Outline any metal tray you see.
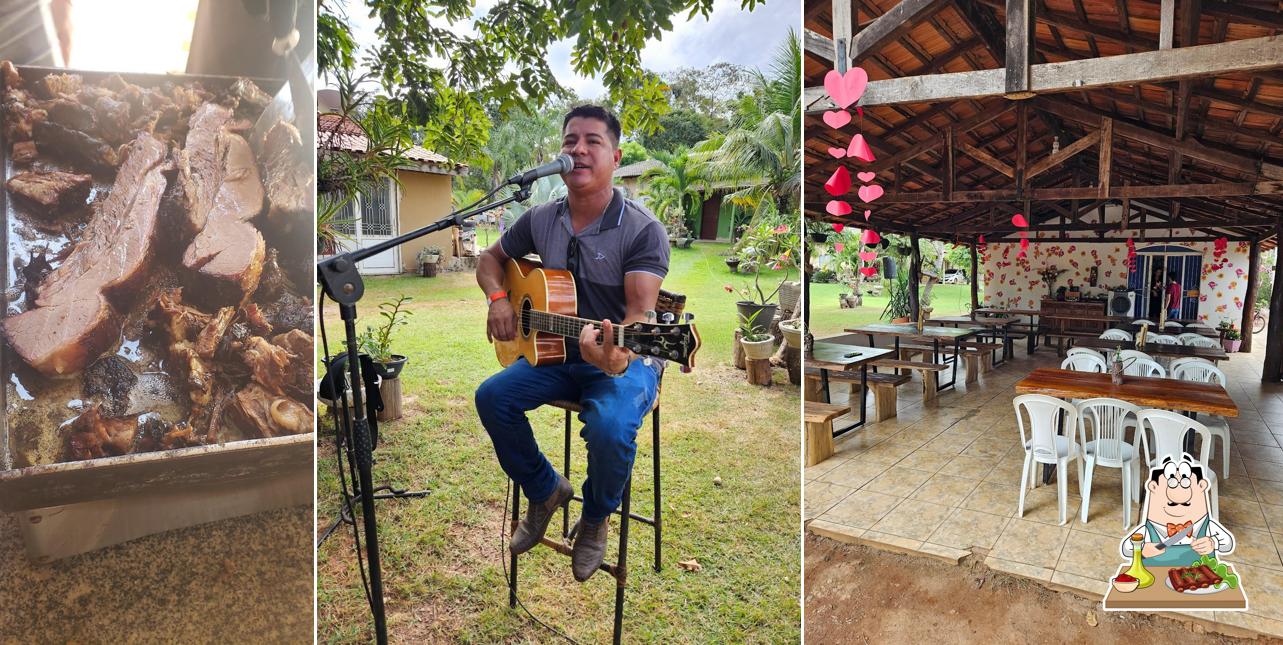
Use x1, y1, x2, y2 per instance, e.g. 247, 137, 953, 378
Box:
0, 65, 311, 514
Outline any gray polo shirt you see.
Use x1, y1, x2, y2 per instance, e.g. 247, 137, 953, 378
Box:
500, 187, 669, 329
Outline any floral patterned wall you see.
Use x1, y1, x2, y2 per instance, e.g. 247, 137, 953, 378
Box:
980, 239, 1251, 326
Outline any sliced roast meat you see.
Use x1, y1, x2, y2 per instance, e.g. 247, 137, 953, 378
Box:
178, 103, 232, 231
46, 98, 96, 132
33, 120, 119, 170
227, 382, 312, 438
36, 133, 167, 307
5, 170, 92, 211
3, 294, 120, 376
260, 119, 311, 228
11, 140, 37, 163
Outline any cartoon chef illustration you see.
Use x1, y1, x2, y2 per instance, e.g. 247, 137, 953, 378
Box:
1120, 454, 1235, 565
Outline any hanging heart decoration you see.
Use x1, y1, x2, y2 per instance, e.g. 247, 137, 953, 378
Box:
862, 229, 881, 245
863, 210, 872, 221
827, 146, 847, 159
822, 110, 851, 129
832, 222, 844, 233
1020, 237, 1029, 251
823, 67, 869, 109
824, 166, 851, 196
848, 134, 876, 163
834, 242, 845, 253
826, 200, 852, 216
860, 266, 878, 277
856, 171, 876, 183
1011, 213, 1028, 228
859, 251, 877, 263
857, 184, 884, 203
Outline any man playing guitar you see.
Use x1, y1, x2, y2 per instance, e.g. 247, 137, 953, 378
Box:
474, 105, 669, 581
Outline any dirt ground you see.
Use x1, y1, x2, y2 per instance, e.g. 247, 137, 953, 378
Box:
805, 534, 1283, 644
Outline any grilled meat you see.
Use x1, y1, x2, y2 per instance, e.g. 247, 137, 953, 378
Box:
5, 170, 92, 211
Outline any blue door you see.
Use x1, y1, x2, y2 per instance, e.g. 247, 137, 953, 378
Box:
1179, 255, 1202, 320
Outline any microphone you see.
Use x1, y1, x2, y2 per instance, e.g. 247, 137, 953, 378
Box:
506, 153, 573, 186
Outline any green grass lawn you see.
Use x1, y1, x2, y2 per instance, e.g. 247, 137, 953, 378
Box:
317, 241, 800, 643
808, 281, 974, 338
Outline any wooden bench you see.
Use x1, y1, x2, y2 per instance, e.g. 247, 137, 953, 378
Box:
942, 342, 1001, 384
805, 402, 850, 466
871, 359, 949, 402
804, 367, 909, 421
1043, 330, 1098, 356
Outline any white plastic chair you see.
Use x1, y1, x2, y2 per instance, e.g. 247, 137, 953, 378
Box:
1171, 360, 1231, 480
1123, 357, 1165, 378
1118, 349, 1152, 363
1136, 409, 1219, 519
1067, 347, 1105, 362
1182, 335, 1219, 349
1077, 398, 1143, 527
1177, 332, 1205, 344
1100, 329, 1133, 341
1163, 321, 1184, 330
1132, 319, 1154, 327
1062, 353, 1106, 373
1014, 394, 1085, 525
1148, 334, 1180, 345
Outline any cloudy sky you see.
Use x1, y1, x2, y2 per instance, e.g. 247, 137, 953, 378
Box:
336, 0, 797, 97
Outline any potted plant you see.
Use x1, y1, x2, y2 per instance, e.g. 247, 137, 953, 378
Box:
417, 246, 443, 277
729, 219, 799, 336
1222, 325, 1242, 353
738, 310, 775, 360
725, 256, 742, 273
358, 295, 414, 378
881, 269, 912, 323
779, 318, 803, 348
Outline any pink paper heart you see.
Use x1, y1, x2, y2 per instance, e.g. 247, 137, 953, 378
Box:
1011, 213, 1028, 227
832, 223, 844, 233
825, 200, 852, 216
860, 266, 878, 277
848, 134, 875, 162
863, 210, 872, 221
1020, 237, 1029, 250
827, 146, 847, 158
856, 171, 876, 183
857, 184, 884, 203
824, 68, 869, 109
822, 109, 851, 129
859, 251, 877, 262
824, 167, 851, 196
834, 243, 845, 253
861, 229, 881, 245
978, 235, 985, 244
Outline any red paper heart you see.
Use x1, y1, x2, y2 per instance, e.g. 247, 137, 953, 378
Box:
978, 235, 985, 244
826, 200, 852, 216
822, 110, 851, 129
862, 229, 881, 245
859, 251, 877, 262
824, 167, 851, 196
848, 134, 875, 162
824, 67, 869, 109
863, 210, 872, 221
832, 223, 844, 233
1011, 213, 1028, 227
856, 171, 876, 183
827, 146, 847, 158
1020, 237, 1029, 250
834, 243, 845, 253
860, 266, 878, 277
857, 184, 884, 203
1017, 250, 1027, 259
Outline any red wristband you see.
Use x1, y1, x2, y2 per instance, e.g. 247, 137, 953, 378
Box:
488, 290, 508, 304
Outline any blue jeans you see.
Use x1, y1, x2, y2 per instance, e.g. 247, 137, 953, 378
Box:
1168, 307, 1181, 320
475, 357, 661, 522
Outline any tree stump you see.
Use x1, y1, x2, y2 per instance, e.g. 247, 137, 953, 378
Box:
746, 358, 772, 386
782, 344, 801, 385
733, 330, 746, 369
378, 377, 403, 421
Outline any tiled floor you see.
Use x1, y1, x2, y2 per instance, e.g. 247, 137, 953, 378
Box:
805, 337, 1283, 638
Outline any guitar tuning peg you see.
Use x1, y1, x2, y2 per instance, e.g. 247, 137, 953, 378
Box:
645, 310, 657, 321
683, 313, 695, 322
660, 312, 676, 323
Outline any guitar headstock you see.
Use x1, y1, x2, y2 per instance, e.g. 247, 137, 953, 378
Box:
621, 319, 701, 369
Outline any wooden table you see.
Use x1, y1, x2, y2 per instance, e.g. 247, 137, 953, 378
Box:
1014, 368, 1239, 417
809, 340, 894, 436
1122, 320, 1219, 337
1102, 564, 1247, 610
929, 315, 1017, 364
1074, 337, 1230, 362
846, 323, 978, 392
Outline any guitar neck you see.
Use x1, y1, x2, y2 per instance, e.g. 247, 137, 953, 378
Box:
522, 309, 625, 345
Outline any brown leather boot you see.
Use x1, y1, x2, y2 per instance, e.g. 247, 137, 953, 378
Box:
570, 515, 609, 582
510, 475, 573, 555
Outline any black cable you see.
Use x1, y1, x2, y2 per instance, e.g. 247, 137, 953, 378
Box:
499, 479, 581, 645
318, 290, 374, 612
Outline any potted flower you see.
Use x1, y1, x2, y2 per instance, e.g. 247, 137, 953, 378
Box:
358, 295, 414, 378
1222, 325, 1242, 353
417, 246, 443, 277
1039, 266, 1068, 300
738, 310, 775, 360
729, 219, 799, 336
881, 269, 912, 323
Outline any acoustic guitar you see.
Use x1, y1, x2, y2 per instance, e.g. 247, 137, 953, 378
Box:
494, 258, 701, 369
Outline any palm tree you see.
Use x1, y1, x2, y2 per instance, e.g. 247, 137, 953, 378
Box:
640, 148, 705, 234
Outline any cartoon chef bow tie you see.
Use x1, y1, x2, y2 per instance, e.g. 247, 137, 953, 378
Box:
1167, 521, 1193, 537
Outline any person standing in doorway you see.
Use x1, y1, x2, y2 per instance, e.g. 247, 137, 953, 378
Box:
1149, 266, 1164, 320
1166, 271, 1182, 320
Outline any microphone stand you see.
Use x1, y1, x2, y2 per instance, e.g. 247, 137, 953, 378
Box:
317, 182, 533, 644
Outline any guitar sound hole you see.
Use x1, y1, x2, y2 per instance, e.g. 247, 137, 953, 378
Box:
520, 298, 533, 337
